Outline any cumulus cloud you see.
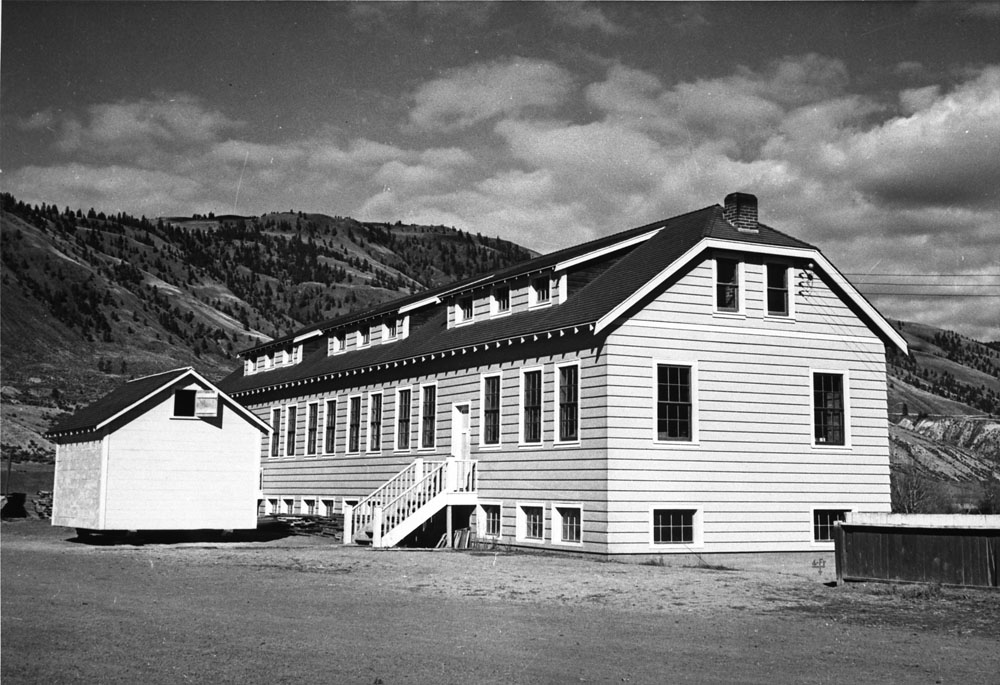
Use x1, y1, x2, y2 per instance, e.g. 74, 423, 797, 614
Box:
408, 57, 574, 132
547, 3, 626, 35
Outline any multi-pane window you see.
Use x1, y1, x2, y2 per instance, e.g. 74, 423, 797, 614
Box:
532, 277, 551, 305
767, 264, 789, 316
324, 399, 337, 453
386, 319, 398, 339
303, 498, 317, 516
482, 375, 501, 445
459, 297, 474, 322
306, 403, 319, 455
348, 396, 361, 453
813, 509, 847, 541
330, 333, 345, 354
522, 369, 542, 444
482, 504, 501, 537
322, 499, 336, 517
421, 385, 437, 448
558, 507, 581, 543
716, 258, 740, 312
270, 408, 282, 457
656, 364, 692, 441
493, 286, 510, 314
813, 373, 845, 445
396, 388, 411, 450
653, 509, 694, 544
360, 327, 370, 346
558, 365, 579, 442
286, 406, 298, 456
524, 506, 544, 540
368, 393, 383, 452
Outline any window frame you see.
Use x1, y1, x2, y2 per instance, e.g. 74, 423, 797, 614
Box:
529, 275, 552, 308
172, 388, 197, 417
518, 366, 544, 447
269, 407, 282, 458
456, 296, 475, 325
652, 360, 699, 445
395, 386, 412, 452
812, 508, 849, 543
713, 256, 744, 315
358, 327, 371, 348
811, 369, 851, 448
368, 391, 383, 453
285, 404, 298, 457
323, 398, 337, 455
555, 361, 581, 445
347, 394, 362, 454
383, 318, 398, 341
491, 285, 511, 317
479, 373, 503, 448
765, 263, 794, 318
552, 504, 583, 546
516, 502, 546, 542
649, 506, 703, 548
477, 501, 503, 540
329, 332, 346, 355
305, 401, 319, 456
419, 383, 438, 450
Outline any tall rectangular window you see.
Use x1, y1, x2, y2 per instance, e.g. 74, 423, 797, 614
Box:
360, 327, 370, 347
482, 375, 501, 446
524, 506, 544, 540
652, 509, 694, 544
396, 388, 411, 450
716, 258, 740, 312
348, 396, 361, 453
767, 263, 789, 316
421, 385, 437, 449
306, 403, 319, 455
557, 507, 581, 543
558, 364, 579, 442
385, 319, 398, 339
532, 277, 551, 305
270, 408, 282, 457
324, 399, 337, 453
458, 297, 474, 322
286, 405, 298, 456
368, 393, 383, 452
813, 373, 845, 445
521, 369, 542, 444
657, 364, 692, 441
482, 504, 501, 538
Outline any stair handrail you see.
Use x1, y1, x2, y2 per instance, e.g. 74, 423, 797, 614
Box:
351, 459, 445, 542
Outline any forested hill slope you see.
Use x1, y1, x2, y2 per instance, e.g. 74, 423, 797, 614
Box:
0, 193, 533, 456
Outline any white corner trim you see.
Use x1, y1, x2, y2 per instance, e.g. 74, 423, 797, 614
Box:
400, 296, 440, 314
292, 329, 322, 344
556, 228, 661, 272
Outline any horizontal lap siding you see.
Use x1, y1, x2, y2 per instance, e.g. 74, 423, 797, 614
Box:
245, 344, 612, 552
603, 255, 892, 554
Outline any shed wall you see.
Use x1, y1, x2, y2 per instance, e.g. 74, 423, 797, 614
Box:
51, 438, 104, 529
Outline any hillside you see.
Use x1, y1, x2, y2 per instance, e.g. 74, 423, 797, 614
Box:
0, 193, 533, 457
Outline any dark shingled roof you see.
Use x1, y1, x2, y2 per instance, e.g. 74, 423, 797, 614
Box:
218, 204, 817, 396
46, 368, 194, 437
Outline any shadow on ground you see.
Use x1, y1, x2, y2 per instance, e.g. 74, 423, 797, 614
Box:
67, 517, 295, 546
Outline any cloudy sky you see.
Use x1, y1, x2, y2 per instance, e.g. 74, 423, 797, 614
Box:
3, 2, 998, 341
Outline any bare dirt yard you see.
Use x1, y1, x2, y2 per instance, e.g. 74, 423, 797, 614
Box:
3, 520, 998, 684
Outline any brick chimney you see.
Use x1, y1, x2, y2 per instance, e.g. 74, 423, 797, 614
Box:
723, 192, 758, 233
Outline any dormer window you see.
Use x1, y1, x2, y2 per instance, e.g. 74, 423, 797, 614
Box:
458, 296, 474, 323
492, 286, 510, 316
530, 276, 551, 308
387, 319, 398, 339
360, 327, 371, 347
329, 333, 346, 355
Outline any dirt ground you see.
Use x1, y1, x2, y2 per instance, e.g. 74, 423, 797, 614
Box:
3, 520, 998, 684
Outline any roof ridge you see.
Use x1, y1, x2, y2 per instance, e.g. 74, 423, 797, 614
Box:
127, 366, 193, 383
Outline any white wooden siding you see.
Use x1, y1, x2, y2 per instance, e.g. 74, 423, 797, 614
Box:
52, 439, 105, 529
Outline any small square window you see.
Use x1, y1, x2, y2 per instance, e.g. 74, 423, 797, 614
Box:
813, 509, 847, 542
173, 389, 197, 417
652, 509, 695, 544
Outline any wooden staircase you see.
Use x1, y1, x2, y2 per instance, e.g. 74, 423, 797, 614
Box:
346, 457, 477, 548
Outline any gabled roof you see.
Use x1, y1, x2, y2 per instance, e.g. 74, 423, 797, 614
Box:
218, 203, 906, 397
47, 367, 271, 439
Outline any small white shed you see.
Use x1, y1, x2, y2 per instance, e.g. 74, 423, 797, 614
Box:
47, 367, 270, 533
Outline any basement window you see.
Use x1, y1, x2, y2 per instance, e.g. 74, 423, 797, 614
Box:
813, 509, 847, 542
651, 508, 698, 545
173, 389, 197, 417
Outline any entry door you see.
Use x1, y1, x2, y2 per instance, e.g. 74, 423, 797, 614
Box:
452, 403, 471, 459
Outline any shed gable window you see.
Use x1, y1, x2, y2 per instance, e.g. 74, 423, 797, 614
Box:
715, 258, 741, 312
656, 364, 692, 441
813, 373, 846, 446
173, 389, 197, 417
766, 263, 790, 316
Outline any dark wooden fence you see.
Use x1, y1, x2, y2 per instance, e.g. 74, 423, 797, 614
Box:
834, 514, 999, 588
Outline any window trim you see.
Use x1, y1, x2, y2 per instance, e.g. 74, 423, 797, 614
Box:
713, 256, 744, 316
651, 359, 699, 445
479, 373, 503, 449
552, 503, 583, 546
477, 501, 503, 540
323, 398, 337, 455
383, 318, 398, 342
518, 366, 544, 447
516, 502, 546, 542
285, 404, 298, 457
358, 327, 371, 348
555, 361, 581, 445
811, 507, 850, 544
491, 285, 511, 317
305, 401, 319, 457
269, 407, 282, 458
765, 262, 795, 319
648, 505, 703, 548
528, 275, 553, 309
329, 332, 346, 355
395, 386, 413, 452
347, 394, 363, 454
367, 391, 383, 453
455, 296, 475, 325
419, 382, 438, 450
810, 368, 851, 449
